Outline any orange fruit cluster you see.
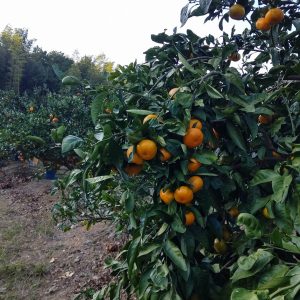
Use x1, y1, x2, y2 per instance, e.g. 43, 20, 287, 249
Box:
256, 7, 284, 31
125, 115, 206, 226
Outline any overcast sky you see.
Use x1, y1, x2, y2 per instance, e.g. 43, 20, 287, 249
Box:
0, 0, 242, 65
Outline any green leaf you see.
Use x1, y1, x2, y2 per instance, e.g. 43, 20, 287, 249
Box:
127, 236, 141, 278
251, 169, 280, 186
126, 109, 154, 115
190, 0, 212, 16
258, 265, 289, 289
178, 53, 197, 74
125, 192, 135, 213
205, 83, 223, 99
224, 72, 245, 94
194, 151, 217, 165
62, 135, 84, 154
91, 94, 105, 125
226, 121, 246, 152
138, 244, 161, 257
62, 75, 81, 85
164, 240, 187, 271
86, 175, 114, 184
157, 223, 169, 236
270, 117, 285, 137
231, 249, 274, 283
231, 288, 259, 300
272, 175, 293, 202
171, 215, 186, 233
27, 135, 45, 145
237, 213, 261, 238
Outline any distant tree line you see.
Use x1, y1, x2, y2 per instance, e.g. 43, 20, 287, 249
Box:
0, 26, 114, 94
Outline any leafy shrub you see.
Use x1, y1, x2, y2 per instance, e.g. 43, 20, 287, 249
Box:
54, 0, 300, 299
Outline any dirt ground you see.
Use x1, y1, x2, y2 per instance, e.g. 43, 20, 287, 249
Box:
0, 161, 121, 300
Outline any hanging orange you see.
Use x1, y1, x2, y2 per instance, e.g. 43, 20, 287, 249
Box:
185, 211, 196, 226
124, 164, 143, 176
174, 186, 194, 204
256, 18, 271, 31
187, 158, 202, 173
159, 148, 172, 162
265, 7, 284, 26
189, 119, 203, 130
136, 139, 157, 160
127, 146, 144, 165
183, 128, 204, 149
188, 176, 204, 192
160, 188, 174, 204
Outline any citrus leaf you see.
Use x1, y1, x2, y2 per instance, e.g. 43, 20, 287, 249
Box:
205, 83, 223, 99
237, 213, 261, 238
127, 236, 141, 278
86, 175, 114, 184
126, 109, 154, 115
62, 75, 81, 86
251, 169, 280, 186
91, 93, 105, 125
62, 135, 84, 154
27, 135, 45, 145
178, 53, 197, 74
164, 239, 187, 271
231, 288, 259, 300
226, 121, 246, 152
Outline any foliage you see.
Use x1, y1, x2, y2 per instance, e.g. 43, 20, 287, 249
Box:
53, 0, 300, 299
0, 90, 93, 169
0, 26, 114, 94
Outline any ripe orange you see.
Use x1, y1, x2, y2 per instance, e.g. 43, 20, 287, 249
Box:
265, 7, 284, 26
52, 117, 59, 123
262, 207, 271, 219
168, 87, 179, 98
185, 211, 196, 226
214, 238, 227, 254
189, 118, 203, 130
188, 176, 204, 193
229, 4, 245, 20
228, 207, 239, 218
228, 52, 241, 62
124, 164, 143, 176
143, 114, 157, 124
159, 148, 172, 161
256, 17, 271, 31
136, 139, 157, 160
29, 106, 34, 112
183, 128, 204, 148
127, 146, 144, 165
174, 186, 194, 204
187, 158, 202, 173
258, 114, 272, 124
160, 188, 174, 204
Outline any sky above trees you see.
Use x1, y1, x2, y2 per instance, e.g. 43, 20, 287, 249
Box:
0, 0, 242, 65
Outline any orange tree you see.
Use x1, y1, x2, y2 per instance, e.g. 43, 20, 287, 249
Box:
54, 0, 300, 299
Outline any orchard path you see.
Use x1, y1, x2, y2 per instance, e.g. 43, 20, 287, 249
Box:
0, 162, 119, 300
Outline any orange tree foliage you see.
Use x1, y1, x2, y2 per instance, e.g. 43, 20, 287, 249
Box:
53, 0, 300, 299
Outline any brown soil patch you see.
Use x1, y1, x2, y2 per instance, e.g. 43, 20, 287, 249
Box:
0, 162, 120, 300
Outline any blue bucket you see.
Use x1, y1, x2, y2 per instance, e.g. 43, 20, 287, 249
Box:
45, 169, 57, 180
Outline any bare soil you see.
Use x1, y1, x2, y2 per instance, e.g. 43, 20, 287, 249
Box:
0, 161, 120, 300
